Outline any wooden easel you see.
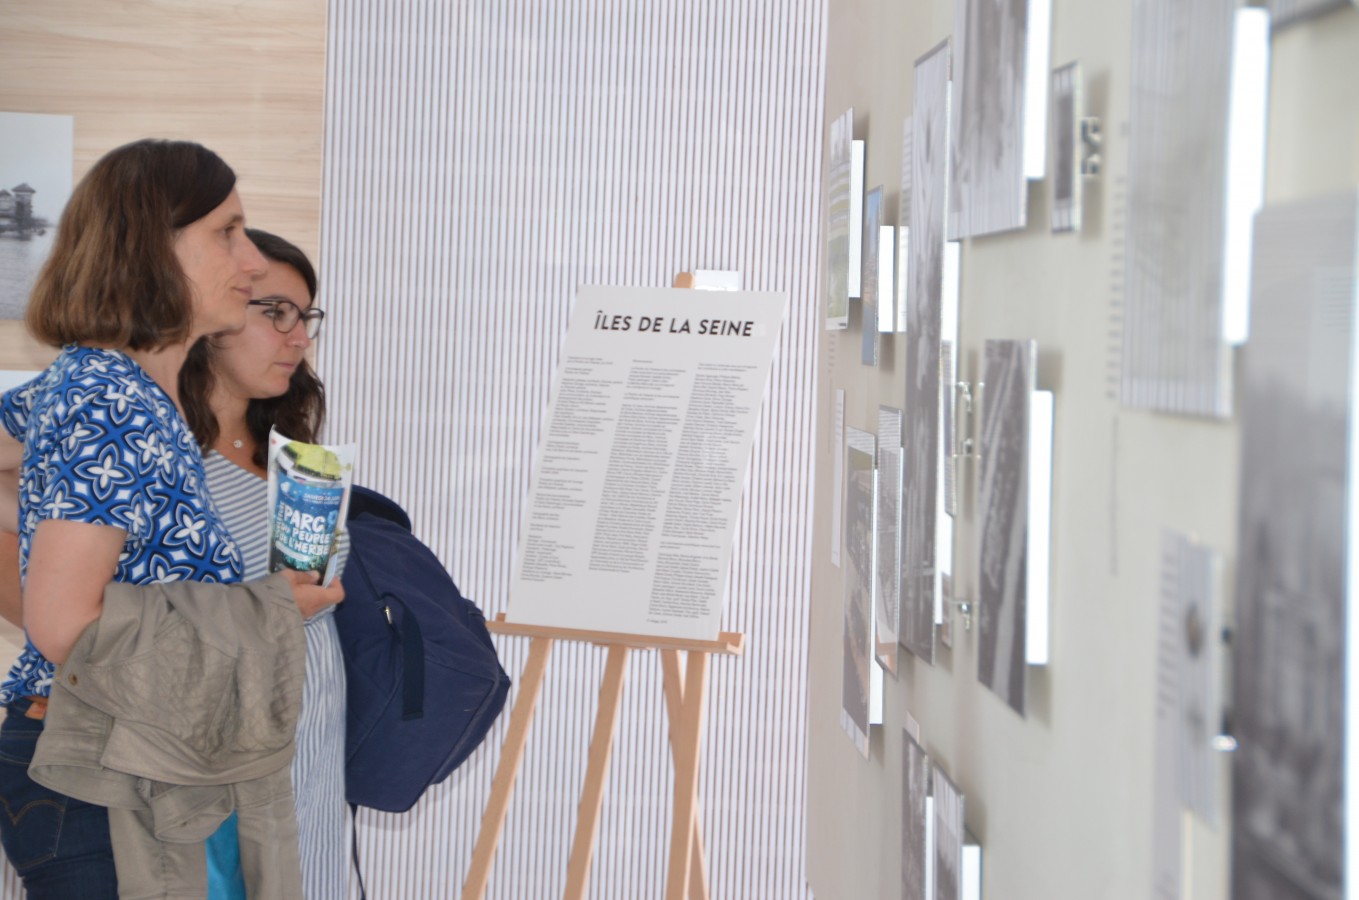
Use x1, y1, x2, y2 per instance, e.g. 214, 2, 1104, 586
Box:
460, 618, 743, 900
461, 272, 743, 900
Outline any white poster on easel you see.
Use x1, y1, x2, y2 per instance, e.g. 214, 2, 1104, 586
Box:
509, 284, 789, 641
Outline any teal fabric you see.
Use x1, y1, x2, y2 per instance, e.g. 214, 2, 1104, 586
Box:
205, 814, 246, 899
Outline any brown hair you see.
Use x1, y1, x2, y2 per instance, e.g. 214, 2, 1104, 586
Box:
180, 228, 326, 467
26, 139, 237, 351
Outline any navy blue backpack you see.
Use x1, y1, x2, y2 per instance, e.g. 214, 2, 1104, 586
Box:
337, 485, 510, 813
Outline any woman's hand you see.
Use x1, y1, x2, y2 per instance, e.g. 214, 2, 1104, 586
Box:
279, 568, 345, 619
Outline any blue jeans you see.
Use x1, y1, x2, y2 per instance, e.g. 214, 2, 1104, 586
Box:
0, 700, 117, 899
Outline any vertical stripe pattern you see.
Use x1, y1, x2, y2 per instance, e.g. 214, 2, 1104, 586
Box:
318, 1, 825, 897
1122, 0, 1236, 417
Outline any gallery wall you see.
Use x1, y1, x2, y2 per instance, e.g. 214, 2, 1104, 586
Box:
809, 1, 1359, 899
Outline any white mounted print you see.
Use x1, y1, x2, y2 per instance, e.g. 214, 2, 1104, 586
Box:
1122, 3, 1268, 416
1049, 62, 1083, 233
901, 39, 952, 666
826, 108, 853, 330
841, 427, 881, 758
948, 0, 1051, 239
876, 406, 903, 673
862, 186, 884, 366
903, 730, 931, 900
1231, 189, 1359, 900
976, 339, 1052, 716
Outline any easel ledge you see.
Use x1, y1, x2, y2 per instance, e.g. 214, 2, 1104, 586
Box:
488, 613, 745, 655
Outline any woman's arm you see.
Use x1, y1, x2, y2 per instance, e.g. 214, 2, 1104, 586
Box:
0, 457, 20, 628
0, 533, 21, 630
0, 431, 23, 476
24, 519, 123, 663
0, 433, 21, 535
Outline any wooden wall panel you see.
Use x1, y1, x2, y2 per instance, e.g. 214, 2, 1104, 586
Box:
0, 0, 327, 370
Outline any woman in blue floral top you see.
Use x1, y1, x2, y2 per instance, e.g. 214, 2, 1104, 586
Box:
0, 140, 342, 899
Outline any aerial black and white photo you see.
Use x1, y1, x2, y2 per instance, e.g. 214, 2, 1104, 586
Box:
876, 406, 903, 673
901, 39, 951, 665
1123, 0, 1242, 416
1230, 190, 1356, 900
1162, 530, 1223, 824
841, 428, 878, 758
1152, 529, 1223, 899
933, 768, 963, 900
826, 108, 853, 330
976, 339, 1036, 716
948, 0, 1031, 239
1050, 62, 1082, 233
862, 186, 883, 365
896, 115, 913, 333
0, 111, 73, 320
902, 730, 931, 900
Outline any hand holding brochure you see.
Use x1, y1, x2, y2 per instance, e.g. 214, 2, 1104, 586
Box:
266, 428, 355, 586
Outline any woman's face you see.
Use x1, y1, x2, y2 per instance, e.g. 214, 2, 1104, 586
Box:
173, 189, 268, 340
213, 261, 313, 402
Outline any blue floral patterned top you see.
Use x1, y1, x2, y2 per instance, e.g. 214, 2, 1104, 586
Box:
0, 345, 243, 703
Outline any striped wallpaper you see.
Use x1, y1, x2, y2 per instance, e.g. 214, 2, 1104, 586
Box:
318, 1, 826, 898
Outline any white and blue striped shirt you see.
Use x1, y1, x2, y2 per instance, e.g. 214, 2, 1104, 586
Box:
204, 451, 350, 900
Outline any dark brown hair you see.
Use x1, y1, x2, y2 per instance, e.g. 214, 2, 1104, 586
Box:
26, 139, 237, 350
181, 228, 326, 467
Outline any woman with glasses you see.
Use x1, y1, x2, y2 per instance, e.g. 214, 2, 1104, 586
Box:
180, 228, 348, 899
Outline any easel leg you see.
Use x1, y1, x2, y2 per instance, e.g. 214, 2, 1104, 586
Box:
660, 650, 710, 900
664, 650, 710, 900
563, 644, 630, 900
462, 636, 554, 900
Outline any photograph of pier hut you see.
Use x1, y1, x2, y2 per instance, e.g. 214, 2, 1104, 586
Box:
0, 112, 72, 319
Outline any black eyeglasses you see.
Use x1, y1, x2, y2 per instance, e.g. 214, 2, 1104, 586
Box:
248, 298, 325, 340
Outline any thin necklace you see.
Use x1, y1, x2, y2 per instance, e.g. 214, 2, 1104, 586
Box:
232, 439, 244, 449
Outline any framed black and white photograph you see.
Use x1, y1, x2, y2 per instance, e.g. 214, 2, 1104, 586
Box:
0, 111, 73, 320
1049, 62, 1082, 233
1164, 530, 1223, 824
1230, 190, 1357, 900
876, 406, 903, 673
948, 0, 1050, 239
902, 730, 931, 900
862, 186, 883, 366
901, 39, 951, 666
826, 108, 853, 330
1123, 2, 1268, 416
934, 768, 963, 900
841, 427, 879, 758
896, 115, 913, 334
977, 339, 1036, 716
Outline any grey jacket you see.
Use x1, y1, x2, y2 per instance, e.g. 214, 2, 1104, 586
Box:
30, 574, 306, 899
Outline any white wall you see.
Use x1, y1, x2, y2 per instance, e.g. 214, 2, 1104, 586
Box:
809, 2, 1359, 899
318, 0, 826, 896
